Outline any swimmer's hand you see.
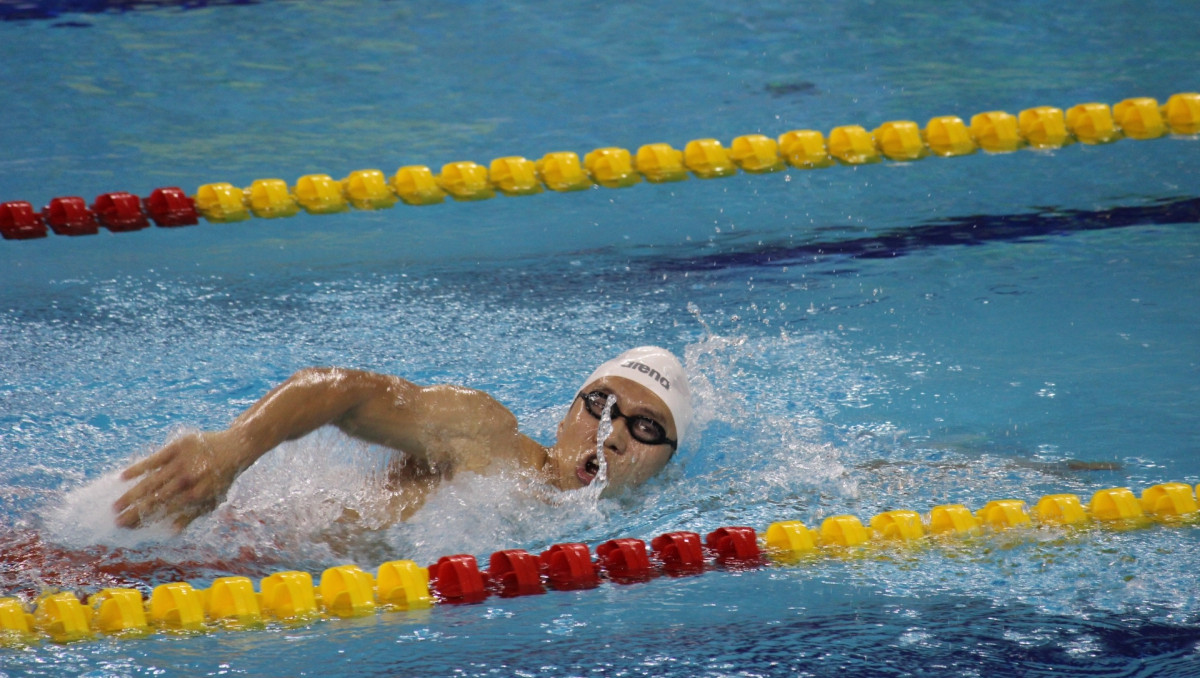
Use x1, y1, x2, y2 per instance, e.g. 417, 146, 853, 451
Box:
113, 430, 245, 532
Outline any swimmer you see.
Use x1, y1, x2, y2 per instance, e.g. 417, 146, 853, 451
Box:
113, 346, 692, 531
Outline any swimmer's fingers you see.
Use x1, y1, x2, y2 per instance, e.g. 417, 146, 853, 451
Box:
118, 439, 183, 482
118, 453, 161, 482
112, 444, 185, 519
113, 479, 161, 528
113, 471, 188, 528
116, 480, 217, 532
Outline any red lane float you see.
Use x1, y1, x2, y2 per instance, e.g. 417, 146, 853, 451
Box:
427, 554, 488, 604
538, 543, 601, 590
42, 197, 98, 236
91, 192, 149, 232
706, 526, 763, 567
143, 187, 198, 227
595, 538, 654, 583
0, 201, 46, 240
487, 549, 545, 598
651, 531, 706, 576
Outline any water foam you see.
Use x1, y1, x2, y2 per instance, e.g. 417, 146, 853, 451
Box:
42, 468, 176, 550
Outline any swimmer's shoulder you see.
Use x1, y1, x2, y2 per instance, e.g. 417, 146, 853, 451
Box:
411, 383, 549, 473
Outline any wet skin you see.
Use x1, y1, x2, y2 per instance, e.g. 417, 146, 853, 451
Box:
113, 369, 677, 531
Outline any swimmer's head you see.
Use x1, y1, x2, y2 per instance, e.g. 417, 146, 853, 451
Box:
548, 346, 691, 493
579, 346, 692, 442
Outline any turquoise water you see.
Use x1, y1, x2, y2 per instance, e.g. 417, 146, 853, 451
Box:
2, 1, 1200, 676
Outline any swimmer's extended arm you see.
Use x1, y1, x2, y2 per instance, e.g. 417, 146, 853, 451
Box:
113, 367, 543, 530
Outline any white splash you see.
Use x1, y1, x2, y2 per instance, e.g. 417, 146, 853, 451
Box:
42, 468, 175, 549
574, 393, 615, 502
595, 394, 615, 485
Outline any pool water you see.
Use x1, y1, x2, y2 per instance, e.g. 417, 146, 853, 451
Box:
2, 1, 1199, 676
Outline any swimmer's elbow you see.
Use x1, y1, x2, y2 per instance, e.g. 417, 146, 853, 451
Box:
326, 372, 424, 444
238, 367, 416, 444
287, 366, 354, 388
287, 367, 411, 400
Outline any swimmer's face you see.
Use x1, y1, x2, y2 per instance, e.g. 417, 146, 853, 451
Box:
549, 376, 678, 494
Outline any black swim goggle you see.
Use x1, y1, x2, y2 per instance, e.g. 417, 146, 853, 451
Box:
576, 390, 677, 450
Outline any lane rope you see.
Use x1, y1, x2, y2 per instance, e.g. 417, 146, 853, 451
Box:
1, 94, 1198, 240
2, 481, 1198, 644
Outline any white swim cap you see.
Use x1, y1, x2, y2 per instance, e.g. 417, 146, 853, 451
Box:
580, 346, 692, 442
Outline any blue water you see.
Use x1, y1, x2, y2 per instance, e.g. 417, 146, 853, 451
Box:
2, 1, 1200, 676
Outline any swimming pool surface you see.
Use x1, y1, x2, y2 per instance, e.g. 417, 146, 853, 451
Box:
2, 1, 1199, 676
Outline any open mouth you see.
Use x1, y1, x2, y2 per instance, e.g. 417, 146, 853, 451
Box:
576, 453, 600, 485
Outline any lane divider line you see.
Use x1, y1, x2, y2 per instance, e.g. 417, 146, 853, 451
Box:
1, 481, 1197, 644
2, 94, 1197, 240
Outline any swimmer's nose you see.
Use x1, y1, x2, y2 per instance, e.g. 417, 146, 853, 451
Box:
604, 421, 630, 455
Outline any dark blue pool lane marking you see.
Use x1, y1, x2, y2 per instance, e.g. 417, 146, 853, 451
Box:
661, 196, 1200, 272
0, 0, 262, 23
436, 593, 1200, 677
